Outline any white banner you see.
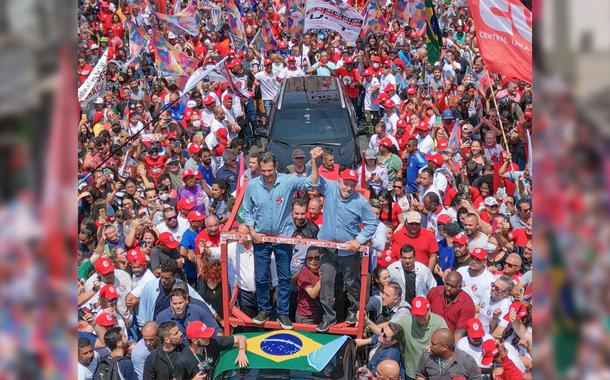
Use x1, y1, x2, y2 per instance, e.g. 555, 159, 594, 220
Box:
304, 0, 364, 43
182, 57, 228, 94
78, 49, 108, 103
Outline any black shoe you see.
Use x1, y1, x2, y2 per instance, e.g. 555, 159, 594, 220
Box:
345, 312, 357, 325
316, 319, 336, 333
252, 311, 270, 325
277, 315, 293, 330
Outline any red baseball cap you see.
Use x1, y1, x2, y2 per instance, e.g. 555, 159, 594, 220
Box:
340, 168, 358, 182
416, 121, 428, 131
214, 144, 226, 156
127, 248, 147, 266
158, 232, 180, 249
287, 55, 296, 62
503, 301, 529, 322
407, 87, 417, 96
523, 111, 532, 120
186, 320, 215, 339
95, 312, 116, 327
411, 296, 430, 316
481, 339, 499, 366
374, 92, 389, 104
429, 154, 443, 167
217, 128, 228, 142
437, 214, 453, 225
228, 49, 236, 56
379, 137, 393, 149
187, 210, 205, 222
382, 99, 395, 109
370, 56, 381, 63
99, 284, 118, 300
95, 258, 115, 275
182, 168, 199, 178
393, 58, 406, 70
363, 67, 373, 76
279, 40, 288, 49
177, 198, 195, 211
383, 84, 395, 93
384, 60, 392, 68
188, 143, 202, 155
230, 58, 242, 68
452, 232, 468, 246
203, 96, 215, 105
263, 58, 272, 66
471, 247, 487, 260
466, 318, 486, 339
343, 57, 353, 64
396, 119, 407, 129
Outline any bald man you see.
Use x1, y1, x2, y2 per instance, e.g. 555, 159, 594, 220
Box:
132, 321, 159, 380
375, 359, 401, 380
427, 271, 476, 341
416, 328, 481, 380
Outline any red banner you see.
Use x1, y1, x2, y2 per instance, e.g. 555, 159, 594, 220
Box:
469, 0, 532, 83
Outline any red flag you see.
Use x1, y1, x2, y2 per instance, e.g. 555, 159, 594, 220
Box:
469, 0, 532, 83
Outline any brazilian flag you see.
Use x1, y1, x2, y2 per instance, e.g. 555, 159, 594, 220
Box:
213, 330, 350, 379
425, 0, 442, 64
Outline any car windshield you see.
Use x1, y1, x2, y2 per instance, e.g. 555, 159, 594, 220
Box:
270, 107, 351, 142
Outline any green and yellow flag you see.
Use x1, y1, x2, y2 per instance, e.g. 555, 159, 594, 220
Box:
213, 330, 349, 379
425, 0, 443, 64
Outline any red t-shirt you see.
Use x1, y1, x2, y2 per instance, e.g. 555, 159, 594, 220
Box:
335, 67, 361, 99
307, 212, 324, 227
380, 203, 404, 229
319, 164, 340, 181
296, 266, 321, 317
143, 155, 165, 181
512, 229, 530, 247
376, 246, 399, 268
427, 286, 476, 331
194, 230, 220, 256
391, 227, 438, 266
78, 64, 94, 84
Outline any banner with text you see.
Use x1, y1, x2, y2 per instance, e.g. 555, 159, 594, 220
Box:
78, 49, 108, 103
304, 0, 364, 43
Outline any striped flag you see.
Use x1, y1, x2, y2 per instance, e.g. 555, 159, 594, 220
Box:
261, 16, 280, 51
226, 0, 248, 51
154, 4, 200, 36
424, 0, 442, 64
151, 29, 199, 83
395, 0, 426, 29
126, 20, 150, 58
447, 120, 461, 154
360, 0, 386, 39
285, 0, 304, 41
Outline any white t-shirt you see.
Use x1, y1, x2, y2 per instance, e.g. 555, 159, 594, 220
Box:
380, 73, 396, 89
478, 295, 511, 334
363, 77, 380, 111
228, 242, 277, 292
456, 334, 525, 373
277, 66, 305, 80
457, 267, 496, 309
254, 70, 280, 101
368, 134, 399, 153
382, 113, 399, 135
200, 108, 216, 128
78, 351, 100, 380
155, 218, 190, 243
417, 134, 435, 155
130, 269, 156, 298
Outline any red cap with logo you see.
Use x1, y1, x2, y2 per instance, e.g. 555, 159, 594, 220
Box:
158, 232, 180, 249
481, 339, 499, 365
471, 247, 487, 260
228, 49, 236, 56
503, 301, 529, 322
287, 55, 296, 62
187, 210, 205, 222
437, 214, 453, 225
374, 93, 389, 104
466, 318, 486, 339
217, 128, 228, 143
437, 138, 449, 151
188, 143, 202, 155
430, 153, 443, 167
186, 321, 215, 339
379, 137, 393, 149
278, 40, 288, 49
203, 96, 215, 105
416, 121, 428, 131
382, 99, 395, 109
364, 67, 373, 76
95, 258, 115, 275
182, 168, 199, 178
177, 198, 195, 211
340, 168, 358, 182
99, 284, 119, 300
95, 312, 116, 327
411, 296, 430, 316
127, 248, 147, 266
407, 87, 417, 96
370, 56, 381, 63
383, 84, 396, 93
452, 232, 468, 246
396, 119, 407, 129
263, 58, 272, 66
343, 57, 353, 64
230, 58, 242, 68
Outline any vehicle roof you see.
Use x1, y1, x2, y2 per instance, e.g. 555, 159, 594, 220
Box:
280, 76, 343, 108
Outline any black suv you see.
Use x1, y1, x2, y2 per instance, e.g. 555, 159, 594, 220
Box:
255, 76, 367, 170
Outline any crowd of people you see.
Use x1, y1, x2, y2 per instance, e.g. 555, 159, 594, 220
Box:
77, 0, 533, 379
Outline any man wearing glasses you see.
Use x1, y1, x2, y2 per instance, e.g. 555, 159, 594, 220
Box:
509, 199, 531, 230
156, 207, 189, 243
478, 275, 513, 338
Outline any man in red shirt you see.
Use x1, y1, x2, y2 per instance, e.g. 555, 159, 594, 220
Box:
335, 57, 362, 119
317, 151, 340, 181
392, 211, 438, 272
194, 215, 221, 275
306, 197, 324, 226
78, 57, 93, 85
426, 270, 476, 340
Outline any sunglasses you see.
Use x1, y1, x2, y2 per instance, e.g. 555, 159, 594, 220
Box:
307, 256, 320, 261
393, 185, 404, 189
504, 262, 518, 268
491, 284, 507, 292
165, 216, 178, 222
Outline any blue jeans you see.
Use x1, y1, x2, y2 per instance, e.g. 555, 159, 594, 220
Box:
254, 243, 292, 316
263, 100, 274, 118
244, 99, 258, 140
238, 289, 258, 318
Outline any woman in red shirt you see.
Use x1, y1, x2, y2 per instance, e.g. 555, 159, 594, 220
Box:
377, 190, 405, 231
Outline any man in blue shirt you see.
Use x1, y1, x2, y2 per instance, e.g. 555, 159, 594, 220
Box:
406, 137, 428, 195
316, 168, 379, 332
241, 148, 323, 329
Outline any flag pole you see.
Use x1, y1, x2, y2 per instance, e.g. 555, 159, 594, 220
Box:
485, 71, 515, 176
